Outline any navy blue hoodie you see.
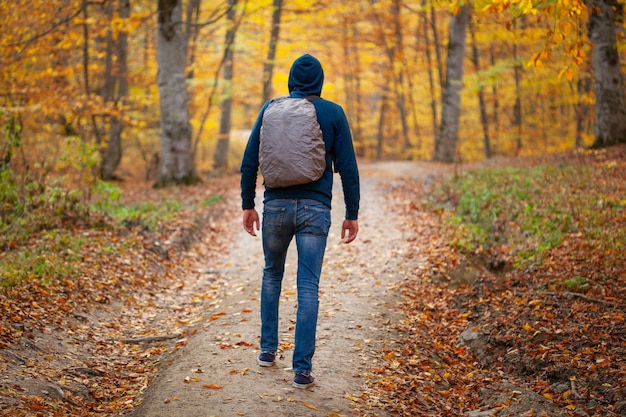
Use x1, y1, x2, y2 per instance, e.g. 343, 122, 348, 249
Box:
240, 54, 360, 220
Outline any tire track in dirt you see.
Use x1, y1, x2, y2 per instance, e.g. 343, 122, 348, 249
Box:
130, 163, 443, 417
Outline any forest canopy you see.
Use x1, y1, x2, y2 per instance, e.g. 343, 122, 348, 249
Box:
0, 0, 625, 182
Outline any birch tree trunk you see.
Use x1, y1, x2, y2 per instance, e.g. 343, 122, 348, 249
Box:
213, 0, 237, 171
434, 4, 470, 163
584, 0, 626, 148
156, 0, 199, 186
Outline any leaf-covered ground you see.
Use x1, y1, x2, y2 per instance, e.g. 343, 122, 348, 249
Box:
365, 145, 626, 416
1, 146, 624, 417
0, 177, 238, 416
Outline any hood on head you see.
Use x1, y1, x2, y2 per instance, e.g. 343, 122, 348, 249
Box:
288, 54, 324, 98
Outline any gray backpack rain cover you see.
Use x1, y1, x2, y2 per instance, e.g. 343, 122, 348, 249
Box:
259, 97, 326, 188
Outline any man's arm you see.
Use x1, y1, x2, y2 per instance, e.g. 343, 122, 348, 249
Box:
341, 219, 358, 244
241, 102, 269, 211
333, 106, 360, 221
243, 209, 260, 237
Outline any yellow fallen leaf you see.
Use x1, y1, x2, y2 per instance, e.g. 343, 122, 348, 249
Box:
303, 401, 318, 410
202, 383, 224, 389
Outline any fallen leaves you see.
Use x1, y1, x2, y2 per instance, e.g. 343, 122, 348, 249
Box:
302, 401, 319, 410
202, 383, 224, 389
0, 177, 238, 416
209, 311, 227, 321
364, 147, 626, 416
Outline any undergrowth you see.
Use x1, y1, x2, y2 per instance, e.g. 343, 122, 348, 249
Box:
0, 172, 223, 288
427, 155, 626, 271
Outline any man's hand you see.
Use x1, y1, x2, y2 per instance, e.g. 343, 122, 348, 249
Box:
243, 209, 260, 237
341, 219, 359, 244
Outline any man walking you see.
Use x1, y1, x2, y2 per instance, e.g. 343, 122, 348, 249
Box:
240, 54, 360, 389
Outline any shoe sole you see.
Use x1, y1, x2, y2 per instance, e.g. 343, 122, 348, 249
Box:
257, 359, 275, 367
292, 381, 315, 389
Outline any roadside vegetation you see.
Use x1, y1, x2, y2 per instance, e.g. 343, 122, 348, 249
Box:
373, 145, 625, 416
430, 150, 625, 273
0, 161, 234, 416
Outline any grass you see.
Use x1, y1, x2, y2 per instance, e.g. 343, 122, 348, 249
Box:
427, 157, 626, 269
1, 176, 225, 288
0, 231, 83, 287
91, 181, 223, 231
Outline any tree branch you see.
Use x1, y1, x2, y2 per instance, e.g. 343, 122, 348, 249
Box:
110, 334, 183, 344
532, 291, 618, 307
4, 2, 103, 48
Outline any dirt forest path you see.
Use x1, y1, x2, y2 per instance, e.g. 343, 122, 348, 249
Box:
130, 162, 450, 417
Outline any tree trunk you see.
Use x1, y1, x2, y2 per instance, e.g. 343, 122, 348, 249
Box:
575, 72, 592, 148
490, 43, 500, 152
185, 0, 201, 79
376, 92, 389, 160
513, 20, 522, 155
584, 0, 626, 148
369, 0, 409, 157
435, 4, 470, 163
81, 0, 102, 147
431, 6, 444, 89
469, 11, 491, 159
262, 0, 282, 103
390, 0, 411, 154
343, 13, 364, 156
512, 25, 523, 155
213, 0, 237, 171
421, 1, 439, 152
101, 0, 129, 181
156, 0, 199, 186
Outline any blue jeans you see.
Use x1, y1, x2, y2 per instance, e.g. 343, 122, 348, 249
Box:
260, 199, 331, 374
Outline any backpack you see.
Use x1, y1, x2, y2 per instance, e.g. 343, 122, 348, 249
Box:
259, 96, 326, 188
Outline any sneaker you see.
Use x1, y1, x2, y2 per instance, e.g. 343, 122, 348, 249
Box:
257, 351, 276, 367
292, 372, 315, 389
